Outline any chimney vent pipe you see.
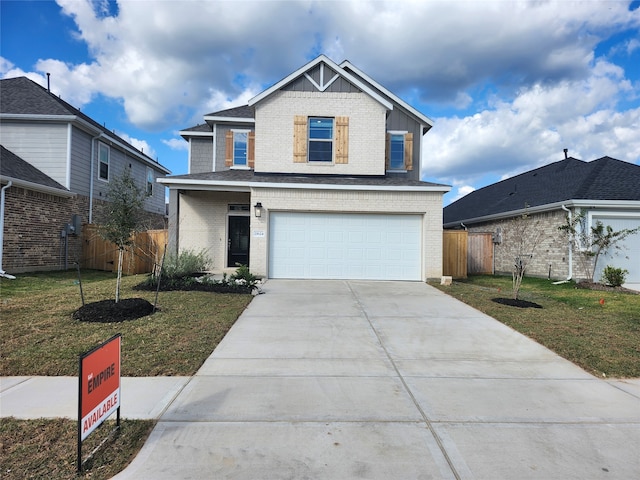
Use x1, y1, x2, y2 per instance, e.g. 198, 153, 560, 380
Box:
563, 148, 568, 159
46, 73, 50, 92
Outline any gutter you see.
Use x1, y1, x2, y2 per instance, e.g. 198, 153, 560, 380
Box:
0, 181, 16, 279
553, 204, 573, 284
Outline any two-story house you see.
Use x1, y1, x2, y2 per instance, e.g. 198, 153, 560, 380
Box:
161, 55, 450, 281
0, 76, 171, 273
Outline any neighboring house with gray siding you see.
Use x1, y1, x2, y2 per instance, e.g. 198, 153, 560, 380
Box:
0, 76, 171, 273
164, 55, 450, 281
443, 156, 640, 285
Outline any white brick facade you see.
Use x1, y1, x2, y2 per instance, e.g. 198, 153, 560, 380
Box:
255, 91, 387, 175
248, 187, 442, 280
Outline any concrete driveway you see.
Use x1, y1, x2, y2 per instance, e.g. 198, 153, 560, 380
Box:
114, 280, 640, 480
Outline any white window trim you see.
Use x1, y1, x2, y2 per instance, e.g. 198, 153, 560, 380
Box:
308, 117, 334, 163
231, 129, 250, 167
146, 167, 154, 196
387, 130, 408, 172
98, 142, 110, 182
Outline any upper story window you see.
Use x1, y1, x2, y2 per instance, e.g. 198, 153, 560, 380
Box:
308, 117, 334, 162
386, 131, 413, 171
389, 134, 405, 170
98, 143, 110, 181
146, 168, 154, 196
233, 131, 248, 166
225, 130, 255, 168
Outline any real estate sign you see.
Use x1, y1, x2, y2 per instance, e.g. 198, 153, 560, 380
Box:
78, 334, 121, 441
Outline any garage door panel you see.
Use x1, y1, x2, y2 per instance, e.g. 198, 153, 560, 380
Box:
269, 212, 422, 280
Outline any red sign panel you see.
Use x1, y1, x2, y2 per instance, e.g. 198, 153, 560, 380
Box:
79, 334, 121, 441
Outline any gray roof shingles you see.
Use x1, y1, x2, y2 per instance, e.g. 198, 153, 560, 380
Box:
1, 145, 69, 191
1, 77, 166, 170
165, 169, 448, 188
443, 156, 640, 225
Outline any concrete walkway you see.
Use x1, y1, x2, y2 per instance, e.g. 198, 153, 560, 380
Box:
2, 280, 640, 479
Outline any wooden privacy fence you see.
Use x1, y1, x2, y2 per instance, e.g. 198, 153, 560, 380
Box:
81, 225, 168, 275
443, 231, 494, 279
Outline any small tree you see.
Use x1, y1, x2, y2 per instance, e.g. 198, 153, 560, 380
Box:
100, 168, 146, 302
559, 211, 639, 283
502, 209, 543, 300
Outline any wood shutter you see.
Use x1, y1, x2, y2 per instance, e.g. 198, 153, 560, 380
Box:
404, 132, 413, 171
385, 133, 391, 170
293, 115, 307, 163
335, 116, 349, 164
248, 131, 255, 168
225, 130, 233, 167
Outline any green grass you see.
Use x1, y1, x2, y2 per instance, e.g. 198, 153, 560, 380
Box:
0, 418, 155, 479
1, 269, 253, 479
1, 270, 252, 376
433, 275, 640, 378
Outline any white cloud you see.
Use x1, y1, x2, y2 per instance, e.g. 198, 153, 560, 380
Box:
116, 132, 156, 159
162, 138, 188, 151
8, 0, 632, 132
422, 58, 640, 187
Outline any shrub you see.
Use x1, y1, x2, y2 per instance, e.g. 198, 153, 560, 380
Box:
601, 265, 628, 287
161, 249, 211, 279
230, 264, 259, 290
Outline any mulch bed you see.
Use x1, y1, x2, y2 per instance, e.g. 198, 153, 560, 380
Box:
575, 281, 639, 294
73, 298, 155, 323
491, 297, 543, 309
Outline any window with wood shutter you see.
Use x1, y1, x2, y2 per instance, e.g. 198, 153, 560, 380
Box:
385, 132, 413, 171
226, 130, 254, 168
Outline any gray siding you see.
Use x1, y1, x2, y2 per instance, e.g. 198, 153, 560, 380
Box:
215, 124, 255, 171
92, 140, 166, 216
0, 122, 69, 188
69, 127, 92, 196
283, 73, 362, 93
387, 109, 422, 181
190, 137, 214, 174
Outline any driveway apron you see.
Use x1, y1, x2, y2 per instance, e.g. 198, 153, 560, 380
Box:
114, 280, 640, 480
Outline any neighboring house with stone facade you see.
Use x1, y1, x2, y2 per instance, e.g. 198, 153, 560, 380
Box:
443, 156, 640, 284
161, 55, 450, 281
0, 76, 170, 274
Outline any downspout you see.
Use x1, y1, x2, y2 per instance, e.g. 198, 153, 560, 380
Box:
89, 133, 104, 224
553, 204, 572, 284
0, 181, 16, 279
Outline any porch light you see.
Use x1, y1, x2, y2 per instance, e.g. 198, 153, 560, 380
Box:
254, 202, 263, 217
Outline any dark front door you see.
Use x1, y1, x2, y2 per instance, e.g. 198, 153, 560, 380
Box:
228, 216, 250, 267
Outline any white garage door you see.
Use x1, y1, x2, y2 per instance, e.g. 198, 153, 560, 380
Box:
593, 215, 640, 284
269, 212, 422, 280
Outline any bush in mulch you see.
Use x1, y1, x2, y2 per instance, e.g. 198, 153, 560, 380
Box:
73, 298, 155, 323
491, 297, 543, 309
133, 276, 256, 294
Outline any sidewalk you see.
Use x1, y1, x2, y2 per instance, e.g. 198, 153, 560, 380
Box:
0, 376, 189, 419
2, 279, 640, 479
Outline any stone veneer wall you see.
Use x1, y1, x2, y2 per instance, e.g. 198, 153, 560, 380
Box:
464, 209, 588, 281
2, 185, 165, 273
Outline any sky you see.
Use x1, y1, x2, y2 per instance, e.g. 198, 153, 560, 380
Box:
1, 0, 639, 204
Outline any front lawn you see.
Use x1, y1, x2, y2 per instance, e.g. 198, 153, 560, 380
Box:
433, 275, 640, 378
0, 269, 252, 479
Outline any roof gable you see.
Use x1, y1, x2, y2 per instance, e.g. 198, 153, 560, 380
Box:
248, 55, 393, 110
443, 156, 640, 225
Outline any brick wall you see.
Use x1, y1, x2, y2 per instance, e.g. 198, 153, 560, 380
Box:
255, 91, 387, 175
249, 187, 444, 280
464, 209, 587, 281
2, 185, 165, 273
